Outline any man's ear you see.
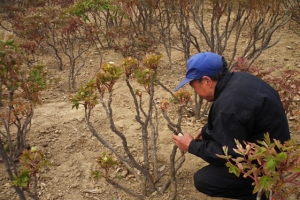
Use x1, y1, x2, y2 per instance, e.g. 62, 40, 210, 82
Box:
202, 76, 212, 85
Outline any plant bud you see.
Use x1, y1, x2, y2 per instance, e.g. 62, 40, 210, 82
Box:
31, 146, 37, 152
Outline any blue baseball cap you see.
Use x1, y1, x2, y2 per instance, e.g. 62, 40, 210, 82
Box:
174, 52, 223, 92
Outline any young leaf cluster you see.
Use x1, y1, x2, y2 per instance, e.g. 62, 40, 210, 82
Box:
173, 89, 193, 105
70, 53, 162, 111
91, 152, 117, 181
70, 79, 98, 110
67, 0, 115, 21
131, 53, 162, 94
0, 38, 49, 104
96, 62, 122, 92
217, 133, 300, 199
160, 89, 193, 112
12, 147, 51, 188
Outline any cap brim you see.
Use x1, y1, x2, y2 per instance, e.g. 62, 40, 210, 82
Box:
174, 78, 193, 92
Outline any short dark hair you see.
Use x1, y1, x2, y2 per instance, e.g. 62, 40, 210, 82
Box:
209, 57, 228, 81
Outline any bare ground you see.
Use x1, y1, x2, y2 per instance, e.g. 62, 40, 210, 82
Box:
0, 23, 300, 200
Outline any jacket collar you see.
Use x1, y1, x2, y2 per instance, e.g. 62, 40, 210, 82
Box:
214, 70, 232, 101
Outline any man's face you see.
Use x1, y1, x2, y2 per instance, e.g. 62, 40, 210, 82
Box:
190, 76, 215, 102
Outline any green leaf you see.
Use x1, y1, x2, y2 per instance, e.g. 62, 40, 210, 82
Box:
258, 175, 273, 191
5, 39, 14, 45
235, 157, 245, 163
274, 139, 283, 150
216, 154, 229, 160
72, 101, 79, 109
233, 148, 243, 155
288, 167, 300, 173
226, 162, 241, 177
222, 146, 228, 155
263, 133, 271, 145
91, 170, 102, 180
256, 147, 266, 155
264, 159, 276, 172
11, 171, 30, 187
22, 176, 29, 185
275, 152, 287, 162
243, 165, 258, 178
253, 185, 260, 194
0, 50, 6, 57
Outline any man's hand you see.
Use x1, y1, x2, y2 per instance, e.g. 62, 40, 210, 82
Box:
172, 133, 193, 152
194, 128, 203, 140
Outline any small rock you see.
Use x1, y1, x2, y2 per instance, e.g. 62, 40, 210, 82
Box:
138, 156, 144, 163
4, 183, 10, 187
42, 143, 48, 147
46, 194, 51, 200
286, 46, 292, 49
40, 182, 46, 189
121, 169, 129, 177
289, 117, 296, 120
70, 184, 79, 188
83, 189, 102, 194
151, 191, 158, 196
127, 174, 135, 179
52, 177, 59, 183
158, 165, 166, 172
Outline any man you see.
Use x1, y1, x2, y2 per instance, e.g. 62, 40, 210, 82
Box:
172, 52, 290, 200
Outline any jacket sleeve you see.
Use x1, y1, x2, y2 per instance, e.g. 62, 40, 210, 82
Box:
201, 123, 213, 141
188, 112, 250, 166
188, 139, 226, 166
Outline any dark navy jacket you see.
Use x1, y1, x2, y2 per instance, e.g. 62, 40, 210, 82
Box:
188, 70, 290, 166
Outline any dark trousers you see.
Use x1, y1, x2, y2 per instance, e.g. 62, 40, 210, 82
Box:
194, 164, 267, 200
